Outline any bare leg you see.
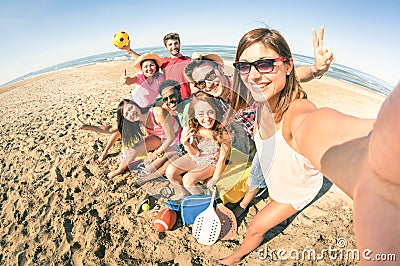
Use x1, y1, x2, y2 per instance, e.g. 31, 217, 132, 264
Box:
108, 135, 161, 178
137, 151, 179, 185
232, 186, 260, 218
143, 146, 178, 173
165, 154, 196, 199
239, 186, 260, 209
97, 131, 120, 163
219, 199, 297, 265
182, 166, 215, 195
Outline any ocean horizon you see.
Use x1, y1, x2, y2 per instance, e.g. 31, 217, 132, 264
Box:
1, 45, 393, 96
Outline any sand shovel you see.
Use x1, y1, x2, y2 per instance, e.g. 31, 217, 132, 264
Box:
192, 186, 221, 245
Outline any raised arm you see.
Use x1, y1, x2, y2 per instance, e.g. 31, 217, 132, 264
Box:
119, 40, 141, 61
77, 117, 119, 134
120, 69, 138, 86
296, 26, 334, 82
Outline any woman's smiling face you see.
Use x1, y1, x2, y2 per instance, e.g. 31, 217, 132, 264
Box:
141, 59, 157, 77
194, 101, 217, 129
191, 63, 225, 97
123, 102, 141, 122
238, 42, 291, 105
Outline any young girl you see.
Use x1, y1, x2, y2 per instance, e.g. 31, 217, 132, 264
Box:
220, 27, 399, 265
164, 92, 231, 198
95, 53, 165, 164
77, 99, 180, 178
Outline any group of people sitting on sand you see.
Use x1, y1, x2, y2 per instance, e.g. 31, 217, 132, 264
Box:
77, 27, 399, 265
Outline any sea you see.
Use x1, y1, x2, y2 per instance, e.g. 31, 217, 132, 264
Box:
1, 45, 393, 96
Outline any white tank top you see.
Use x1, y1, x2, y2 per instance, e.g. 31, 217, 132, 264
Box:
254, 127, 323, 210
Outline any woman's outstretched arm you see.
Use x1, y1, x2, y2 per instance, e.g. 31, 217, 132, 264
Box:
286, 83, 400, 263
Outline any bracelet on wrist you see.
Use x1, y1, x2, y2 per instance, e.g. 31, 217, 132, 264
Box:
310, 66, 323, 79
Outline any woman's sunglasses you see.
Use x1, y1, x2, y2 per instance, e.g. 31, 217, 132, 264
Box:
233, 57, 287, 75
193, 65, 218, 90
162, 93, 177, 102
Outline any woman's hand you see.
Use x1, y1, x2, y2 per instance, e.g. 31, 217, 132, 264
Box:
206, 176, 219, 189
312, 27, 334, 76
180, 126, 195, 145
76, 116, 87, 130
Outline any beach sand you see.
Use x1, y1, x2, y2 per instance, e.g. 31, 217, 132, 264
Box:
0, 61, 385, 265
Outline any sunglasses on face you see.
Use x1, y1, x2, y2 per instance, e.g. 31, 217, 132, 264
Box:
193, 65, 219, 90
162, 93, 177, 102
233, 57, 287, 75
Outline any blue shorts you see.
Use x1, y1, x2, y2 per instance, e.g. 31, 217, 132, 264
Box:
173, 143, 187, 157
247, 152, 266, 188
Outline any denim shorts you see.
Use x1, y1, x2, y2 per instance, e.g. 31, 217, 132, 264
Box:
247, 152, 266, 188
173, 143, 187, 157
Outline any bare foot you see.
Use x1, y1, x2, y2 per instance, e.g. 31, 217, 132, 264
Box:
218, 257, 241, 266
136, 173, 160, 186
169, 192, 188, 201
95, 153, 107, 164
107, 169, 122, 178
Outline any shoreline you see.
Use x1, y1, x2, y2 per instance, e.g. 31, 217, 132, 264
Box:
1, 60, 391, 97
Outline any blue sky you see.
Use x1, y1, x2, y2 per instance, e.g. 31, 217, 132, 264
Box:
1, 0, 399, 87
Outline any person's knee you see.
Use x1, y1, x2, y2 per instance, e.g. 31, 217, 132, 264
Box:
182, 176, 195, 187
247, 220, 266, 238
165, 165, 179, 181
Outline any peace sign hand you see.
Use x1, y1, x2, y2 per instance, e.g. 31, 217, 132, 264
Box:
312, 27, 335, 75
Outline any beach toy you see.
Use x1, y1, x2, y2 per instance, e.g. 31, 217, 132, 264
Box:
192, 186, 221, 245
112, 30, 130, 49
141, 203, 150, 212
154, 208, 177, 232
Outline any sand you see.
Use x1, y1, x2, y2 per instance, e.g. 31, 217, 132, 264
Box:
0, 61, 385, 265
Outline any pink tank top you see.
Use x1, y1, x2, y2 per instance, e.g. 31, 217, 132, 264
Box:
131, 72, 164, 108
145, 108, 181, 145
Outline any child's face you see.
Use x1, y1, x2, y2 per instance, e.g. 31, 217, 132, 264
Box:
123, 103, 141, 122
141, 59, 157, 77
194, 101, 216, 129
